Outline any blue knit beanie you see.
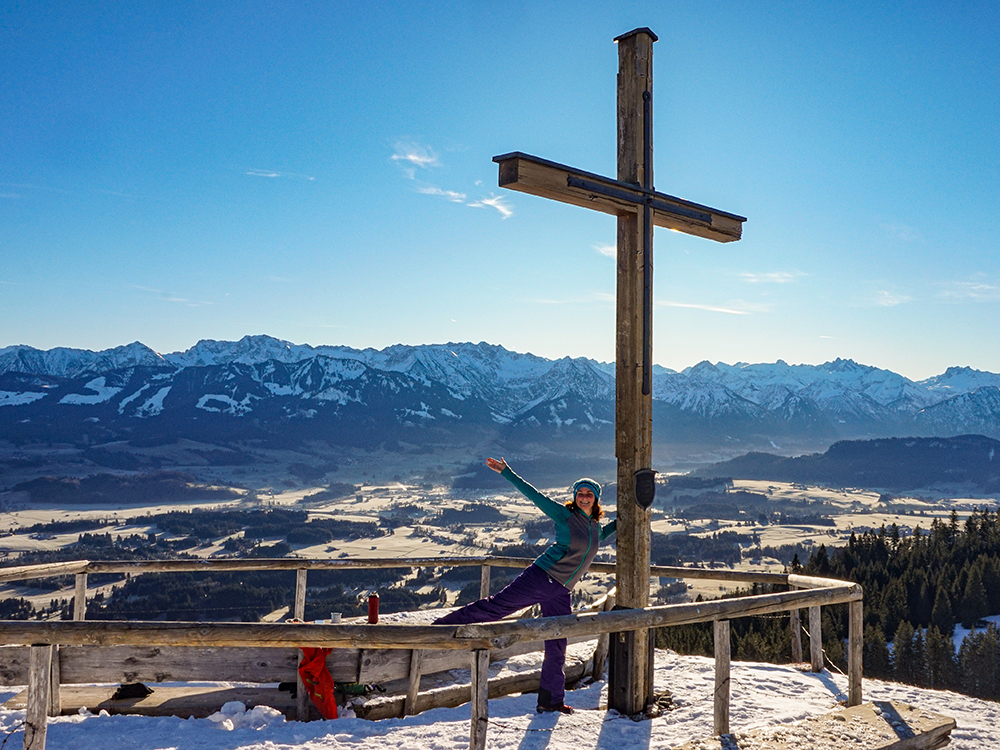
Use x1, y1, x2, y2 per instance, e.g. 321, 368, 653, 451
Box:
572, 478, 601, 501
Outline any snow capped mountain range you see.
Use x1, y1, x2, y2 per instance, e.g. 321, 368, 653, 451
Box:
1, 335, 999, 456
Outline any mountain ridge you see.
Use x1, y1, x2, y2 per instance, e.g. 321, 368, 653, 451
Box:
2, 335, 1000, 468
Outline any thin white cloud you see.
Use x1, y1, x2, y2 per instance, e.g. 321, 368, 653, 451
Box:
594, 243, 616, 258
0, 192, 22, 199
881, 222, 923, 243
655, 300, 752, 315
468, 195, 513, 219
391, 142, 440, 178
740, 271, 805, 284
938, 280, 1000, 303
873, 290, 913, 307
246, 169, 315, 181
418, 186, 467, 203
132, 285, 214, 307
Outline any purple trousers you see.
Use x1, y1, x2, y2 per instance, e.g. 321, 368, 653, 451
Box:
435, 563, 571, 705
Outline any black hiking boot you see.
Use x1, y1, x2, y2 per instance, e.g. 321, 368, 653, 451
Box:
536, 702, 574, 714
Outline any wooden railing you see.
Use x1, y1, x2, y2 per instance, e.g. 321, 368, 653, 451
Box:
0, 557, 863, 750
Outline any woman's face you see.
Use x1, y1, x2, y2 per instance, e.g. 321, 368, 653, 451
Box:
574, 486, 596, 515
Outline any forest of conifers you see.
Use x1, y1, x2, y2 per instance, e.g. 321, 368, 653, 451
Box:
659, 507, 1000, 701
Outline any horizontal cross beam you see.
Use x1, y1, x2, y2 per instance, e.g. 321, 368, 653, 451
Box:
493, 151, 745, 243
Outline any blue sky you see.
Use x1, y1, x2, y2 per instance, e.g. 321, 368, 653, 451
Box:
2, 1, 998, 380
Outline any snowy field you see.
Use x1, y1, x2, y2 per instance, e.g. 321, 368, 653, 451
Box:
1, 650, 997, 749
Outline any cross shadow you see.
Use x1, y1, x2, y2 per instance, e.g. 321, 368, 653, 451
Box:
595, 710, 652, 750
873, 701, 917, 741
514, 711, 561, 750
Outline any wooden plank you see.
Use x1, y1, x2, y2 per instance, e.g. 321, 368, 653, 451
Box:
0, 583, 859, 651
0, 621, 500, 651
469, 650, 490, 750
358, 633, 599, 684
4, 685, 298, 720
355, 655, 593, 721
493, 153, 745, 243
790, 607, 803, 663
713, 620, 730, 736
591, 589, 615, 681
404, 649, 423, 716
1, 554, 829, 588
48, 645, 60, 717
0, 645, 29, 686
25, 645, 52, 750
479, 564, 491, 600
73, 573, 87, 621
0, 559, 89, 584
809, 606, 823, 672
294, 569, 307, 621
454, 584, 861, 646
672, 701, 955, 750
849, 599, 863, 707
58, 645, 302, 684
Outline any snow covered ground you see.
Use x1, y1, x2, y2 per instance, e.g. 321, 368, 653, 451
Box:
2, 650, 997, 750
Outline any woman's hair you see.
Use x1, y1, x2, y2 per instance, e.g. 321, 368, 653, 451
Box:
565, 497, 603, 520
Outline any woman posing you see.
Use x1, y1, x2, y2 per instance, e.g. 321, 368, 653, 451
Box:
435, 457, 617, 714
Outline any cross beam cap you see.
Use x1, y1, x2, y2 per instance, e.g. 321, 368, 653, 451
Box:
614, 27, 658, 43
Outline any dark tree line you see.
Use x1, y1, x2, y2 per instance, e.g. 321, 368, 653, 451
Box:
794, 508, 1000, 699
658, 508, 1000, 701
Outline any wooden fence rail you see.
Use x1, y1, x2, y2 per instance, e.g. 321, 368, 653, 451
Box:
0, 556, 863, 750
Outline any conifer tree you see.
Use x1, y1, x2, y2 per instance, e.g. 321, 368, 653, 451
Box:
892, 620, 919, 685
863, 623, 891, 678
924, 625, 958, 690
960, 562, 989, 628
930, 585, 955, 636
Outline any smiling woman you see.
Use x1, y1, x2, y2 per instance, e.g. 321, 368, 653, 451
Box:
433, 457, 617, 714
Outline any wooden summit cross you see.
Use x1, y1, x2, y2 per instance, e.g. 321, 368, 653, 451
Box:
492, 28, 745, 715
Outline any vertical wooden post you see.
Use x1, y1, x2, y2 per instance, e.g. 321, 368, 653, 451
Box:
713, 620, 731, 736
609, 26, 657, 717
790, 607, 803, 663
809, 606, 823, 672
73, 573, 87, 621
404, 649, 424, 716
591, 589, 616, 682
294, 568, 309, 721
848, 599, 863, 706
25, 645, 52, 750
48, 646, 61, 717
294, 569, 307, 620
469, 649, 490, 750
479, 564, 491, 600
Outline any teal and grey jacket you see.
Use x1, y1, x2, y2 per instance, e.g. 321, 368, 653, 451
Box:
502, 465, 617, 590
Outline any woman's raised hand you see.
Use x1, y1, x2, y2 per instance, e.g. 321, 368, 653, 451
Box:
485, 457, 507, 474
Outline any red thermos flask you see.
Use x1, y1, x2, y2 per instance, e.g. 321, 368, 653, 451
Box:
368, 592, 379, 624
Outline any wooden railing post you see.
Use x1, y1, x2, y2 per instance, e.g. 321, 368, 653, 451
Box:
790, 607, 803, 663
479, 564, 491, 600
591, 588, 616, 681
48, 646, 61, 717
73, 573, 87, 621
470, 649, 490, 750
713, 620, 731, 737
404, 649, 423, 716
809, 606, 823, 672
848, 599, 863, 706
25, 645, 53, 750
294, 569, 309, 721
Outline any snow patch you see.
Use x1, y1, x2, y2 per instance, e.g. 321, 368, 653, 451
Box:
59, 377, 122, 405
205, 701, 285, 731
135, 386, 172, 417
0, 390, 48, 407
196, 393, 256, 415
